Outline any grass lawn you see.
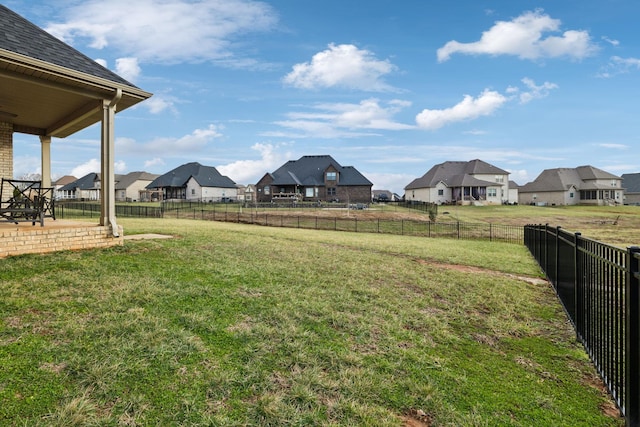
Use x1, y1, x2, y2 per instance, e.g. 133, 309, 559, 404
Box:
0, 218, 624, 426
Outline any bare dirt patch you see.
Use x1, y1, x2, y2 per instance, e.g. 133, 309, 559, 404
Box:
415, 259, 548, 286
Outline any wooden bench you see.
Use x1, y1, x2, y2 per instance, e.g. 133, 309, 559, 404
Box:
0, 178, 56, 226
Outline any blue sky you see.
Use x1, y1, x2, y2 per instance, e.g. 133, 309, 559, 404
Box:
8, 0, 640, 194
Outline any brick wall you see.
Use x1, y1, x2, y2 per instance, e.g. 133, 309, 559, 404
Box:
0, 224, 124, 258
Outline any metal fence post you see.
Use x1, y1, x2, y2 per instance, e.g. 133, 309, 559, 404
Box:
626, 246, 640, 426
574, 232, 582, 341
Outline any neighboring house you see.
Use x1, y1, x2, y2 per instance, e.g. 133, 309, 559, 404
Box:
146, 162, 237, 202
115, 171, 159, 202
508, 181, 520, 205
621, 173, 640, 205
256, 155, 373, 204
404, 159, 510, 205
518, 166, 622, 206
237, 184, 256, 203
53, 175, 77, 200
58, 173, 101, 200
372, 190, 393, 202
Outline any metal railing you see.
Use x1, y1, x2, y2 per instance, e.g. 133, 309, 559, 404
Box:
524, 224, 640, 426
57, 202, 522, 244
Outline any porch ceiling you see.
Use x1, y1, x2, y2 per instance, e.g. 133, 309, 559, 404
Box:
0, 49, 151, 138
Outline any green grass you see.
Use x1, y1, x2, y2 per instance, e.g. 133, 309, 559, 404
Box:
0, 218, 623, 426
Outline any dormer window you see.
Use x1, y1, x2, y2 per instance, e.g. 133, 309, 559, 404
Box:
326, 171, 337, 181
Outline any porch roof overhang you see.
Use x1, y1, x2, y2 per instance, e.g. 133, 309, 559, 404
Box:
0, 48, 152, 138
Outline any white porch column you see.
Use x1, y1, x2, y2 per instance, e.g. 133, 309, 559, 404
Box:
100, 89, 122, 236
39, 135, 51, 187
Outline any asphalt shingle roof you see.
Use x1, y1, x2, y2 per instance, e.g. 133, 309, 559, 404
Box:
147, 162, 236, 189
520, 166, 621, 193
405, 159, 507, 190
59, 173, 99, 191
622, 173, 640, 193
115, 172, 160, 190
0, 5, 136, 87
269, 155, 372, 186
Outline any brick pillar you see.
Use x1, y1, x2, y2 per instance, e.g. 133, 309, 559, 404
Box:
0, 121, 12, 179
0, 121, 13, 200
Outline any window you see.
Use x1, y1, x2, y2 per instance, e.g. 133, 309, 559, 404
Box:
327, 187, 336, 196
437, 189, 444, 196
569, 192, 574, 198
264, 185, 270, 195
191, 189, 195, 195
326, 171, 337, 181
487, 188, 497, 197
495, 175, 504, 183
306, 187, 315, 197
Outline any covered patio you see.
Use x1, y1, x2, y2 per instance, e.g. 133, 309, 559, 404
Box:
0, 6, 151, 257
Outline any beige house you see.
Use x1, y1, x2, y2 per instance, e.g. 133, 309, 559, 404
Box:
115, 171, 160, 202
404, 159, 511, 205
518, 166, 622, 206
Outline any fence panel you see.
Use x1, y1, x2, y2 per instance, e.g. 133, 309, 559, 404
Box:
525, 224, 638, 425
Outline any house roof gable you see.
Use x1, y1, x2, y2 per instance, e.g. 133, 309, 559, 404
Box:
405, 159, 508, 190
146, 162, 236, 189
115, 171, 160, 190
622, 173, 640, 193
520, 166, 621, 193
59, 172, 99, 191
268, 155, 372, 187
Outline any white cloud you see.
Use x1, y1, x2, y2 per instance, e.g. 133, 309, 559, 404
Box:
507, 169, 531, 184
437, 10, 597, 62
283, 44, 397, 91
13, 155, 41, 178
597, 143, 628, 149
217, 143, 290, 184
70, 158, 126, 177
115, 57, 141, 82
116, 125, 223, 159
71, 159, 100, 177
598, 56, 640, 78
272, 98, 413, 138
415, 89, 507, 130
144, 157, 166, 168
95, 58, 108, 68
602, 36, 620, 47
517, 78, 558, 103
45, 0, 278, 65
143, 96, 178, 114
151, 124, 223, 152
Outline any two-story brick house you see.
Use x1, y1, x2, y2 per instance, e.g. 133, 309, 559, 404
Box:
256, 155, 373, 204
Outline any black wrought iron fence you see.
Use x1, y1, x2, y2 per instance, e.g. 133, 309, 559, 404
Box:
160, 209, 523, 244
525, 224, 640, 426
57, 201, 523, 244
